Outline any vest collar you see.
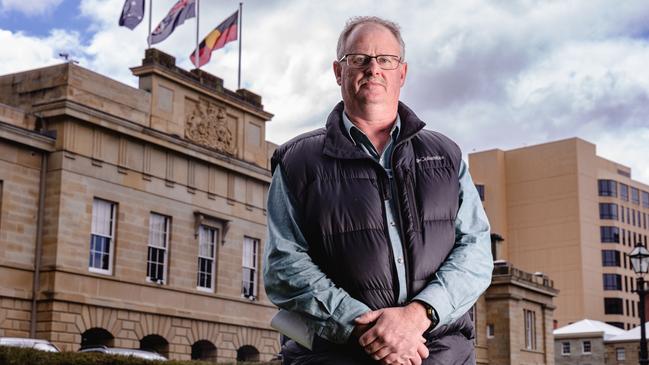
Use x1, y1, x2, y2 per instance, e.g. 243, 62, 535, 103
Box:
323, 101, 426, 160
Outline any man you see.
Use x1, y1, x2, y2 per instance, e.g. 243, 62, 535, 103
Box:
264, 16, 492, 365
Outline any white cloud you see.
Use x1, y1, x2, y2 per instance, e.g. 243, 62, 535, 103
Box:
1, 0, 63, 16
0, 29, 87, 75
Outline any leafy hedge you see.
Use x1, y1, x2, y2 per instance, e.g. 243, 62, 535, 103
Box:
0, 346, 281, 365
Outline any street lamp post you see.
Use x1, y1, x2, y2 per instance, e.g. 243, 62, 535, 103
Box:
629, 243, 649, 365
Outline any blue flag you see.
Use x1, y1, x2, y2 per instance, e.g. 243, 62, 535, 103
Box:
149, 0, 196, 45
118, 0, 145, 30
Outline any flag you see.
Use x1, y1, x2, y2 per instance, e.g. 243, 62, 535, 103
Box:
118, 0, 145, 30
149, 0, 196, 45
190, 11, 239, 68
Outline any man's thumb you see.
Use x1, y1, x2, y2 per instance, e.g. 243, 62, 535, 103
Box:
354, 309, 382, 324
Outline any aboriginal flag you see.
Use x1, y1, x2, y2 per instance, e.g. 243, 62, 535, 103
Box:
190, 11, 238, 68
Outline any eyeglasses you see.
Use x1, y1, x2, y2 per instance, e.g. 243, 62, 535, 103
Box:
338, 54, 402, 70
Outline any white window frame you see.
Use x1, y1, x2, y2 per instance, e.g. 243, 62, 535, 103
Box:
242, 237, 259, 300
582, 340, 591, 354
196, 225, 218, 292
146, 213, 170, 284
89, 198, 117, 275
524, 309, 536, 350
616, 347, 625, 360
561, 342, 571, 355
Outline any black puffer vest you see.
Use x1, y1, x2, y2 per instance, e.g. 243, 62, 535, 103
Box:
272, 101, 466, 312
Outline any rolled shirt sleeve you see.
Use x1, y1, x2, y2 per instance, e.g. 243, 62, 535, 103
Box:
263, 166, 371, 344
412, 160, 493, 328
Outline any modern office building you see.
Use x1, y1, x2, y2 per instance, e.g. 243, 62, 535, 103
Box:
0, 48, 279, 362
469, 138, 649, 329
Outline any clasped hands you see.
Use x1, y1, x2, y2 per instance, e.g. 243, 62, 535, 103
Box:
352, 302, 431, 365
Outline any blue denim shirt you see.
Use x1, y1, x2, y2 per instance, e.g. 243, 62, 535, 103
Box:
264, 112, 493, 344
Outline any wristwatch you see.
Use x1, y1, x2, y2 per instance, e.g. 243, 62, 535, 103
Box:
414, 300, 439, 332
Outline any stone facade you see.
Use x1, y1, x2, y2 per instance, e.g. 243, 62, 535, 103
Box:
0, 49, 279, 362
474, 262, 557, 365
555, 337, 606, 365
604, 341, 639, 365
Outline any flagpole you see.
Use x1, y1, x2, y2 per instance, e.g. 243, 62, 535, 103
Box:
237, 2, 242, 90
147, 0, 152, 48
195, 0, 200, 69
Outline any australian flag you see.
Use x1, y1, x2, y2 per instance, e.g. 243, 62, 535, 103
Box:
118, 0, 145, 30
149, 0, 196, 45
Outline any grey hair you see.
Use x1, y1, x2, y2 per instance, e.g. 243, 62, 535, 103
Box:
336, 16, 406, 61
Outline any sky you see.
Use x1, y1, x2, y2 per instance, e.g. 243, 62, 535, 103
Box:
1, 0, 649, 183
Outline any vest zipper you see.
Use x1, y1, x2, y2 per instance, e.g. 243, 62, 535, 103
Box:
390, 135, 418, 300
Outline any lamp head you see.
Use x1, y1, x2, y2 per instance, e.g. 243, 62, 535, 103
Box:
630, 244, 649, 275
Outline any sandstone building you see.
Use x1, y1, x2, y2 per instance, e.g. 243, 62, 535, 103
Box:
474, 261, 557, 365
0, 49, 279, 362
469, 138, 649, 329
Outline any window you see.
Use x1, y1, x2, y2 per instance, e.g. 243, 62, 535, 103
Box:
197, 225, 217, 291
475, 184, 485, 201
524, 309, 536, 350
582, 340, 591, 354
599, 203, 618, 220
147, 213, 170, 283
242, 237, 259, 299
621, 207, 625, 223
607, 321, 624, 329
633, 209, 637, 226
89, 198, 116, 274
598, 179, 618, 197
622, 229, 627, 245
642, 191, 649, 208
603, 274, 622, 290
561, 342, 570, 355
620, 183, 629, 201
486, 324, 494, 338
602, 250, 621, 266
604, 298, 624, 315
600, 226, 620, 243
632, 187, 640, 204
616, 347, 625, 360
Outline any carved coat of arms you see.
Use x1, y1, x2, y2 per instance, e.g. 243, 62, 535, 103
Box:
185, 100, 235, 154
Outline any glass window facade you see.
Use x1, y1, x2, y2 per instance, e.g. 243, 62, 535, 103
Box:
620, 184, 629, 201
601, 226, 620, 243
642, 191, 649, 208
602, 250, 621, 267
475, 184, 485, 201
603, 273, 622, 290
604, 298, 624, 314
598, 179, 618, 197
599, 203, 618, 220
632, 187, 640, 204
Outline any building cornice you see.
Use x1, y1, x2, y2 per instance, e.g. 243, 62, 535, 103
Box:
0, 120, 54, 152
32, 99, 272, 182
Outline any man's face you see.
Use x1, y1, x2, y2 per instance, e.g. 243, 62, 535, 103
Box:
334, 23, 407, 109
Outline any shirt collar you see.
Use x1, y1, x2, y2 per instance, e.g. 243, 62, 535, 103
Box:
341, 110, 401, 146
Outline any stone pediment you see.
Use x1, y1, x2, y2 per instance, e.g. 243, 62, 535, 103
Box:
185, 98, 235, 155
